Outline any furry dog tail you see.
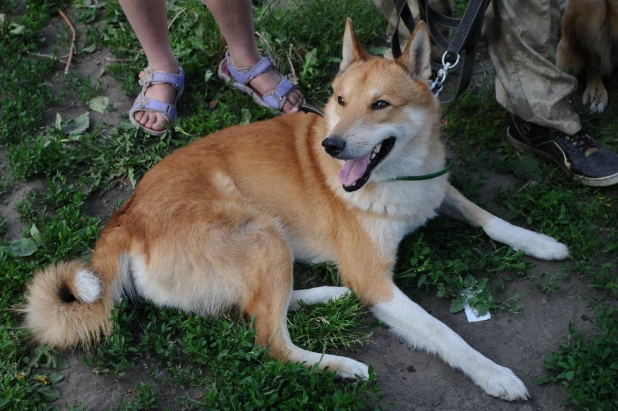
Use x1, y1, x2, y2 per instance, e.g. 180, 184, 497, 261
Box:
22, 222, 132, 349
23, 260, 118, 349
19, 200, 135, 349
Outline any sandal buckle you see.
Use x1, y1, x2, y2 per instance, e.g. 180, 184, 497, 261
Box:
136, 96, 149, 109
144, 72, 154, 85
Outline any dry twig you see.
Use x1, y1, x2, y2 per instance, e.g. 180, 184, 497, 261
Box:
254, 31, 278, 62
168, 8, 186, 30
58, 10, 76, 74
104, 57, 133, 63
28, 52, 68, 64
286, 45, 297, 79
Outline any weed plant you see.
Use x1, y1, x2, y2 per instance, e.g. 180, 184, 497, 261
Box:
539, 307, 618, 410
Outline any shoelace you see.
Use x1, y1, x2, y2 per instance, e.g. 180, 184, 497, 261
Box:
556, 132, 599, 157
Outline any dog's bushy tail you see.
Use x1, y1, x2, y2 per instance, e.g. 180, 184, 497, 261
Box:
23, 259, 119, 349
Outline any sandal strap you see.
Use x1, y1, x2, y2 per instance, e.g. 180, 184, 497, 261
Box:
225, 52, 274, 85
262, 76, 297, 110
130, 93, 177, 120
139, 67, 185, 91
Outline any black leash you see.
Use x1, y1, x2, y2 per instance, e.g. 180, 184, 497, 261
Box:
391, 0, 490, 102
298, 103, 324, 116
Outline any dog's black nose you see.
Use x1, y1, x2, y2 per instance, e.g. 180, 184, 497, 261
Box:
322, 136, 346, 157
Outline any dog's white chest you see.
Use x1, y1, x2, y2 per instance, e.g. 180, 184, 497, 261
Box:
355, 179, 446, 252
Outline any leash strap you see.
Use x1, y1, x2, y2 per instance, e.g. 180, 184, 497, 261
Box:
298, 103, 324, 116
391, 0, 490, 103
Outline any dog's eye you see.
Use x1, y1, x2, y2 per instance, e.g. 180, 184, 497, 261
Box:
371, 100, 390, 110
337, 96, 345, 106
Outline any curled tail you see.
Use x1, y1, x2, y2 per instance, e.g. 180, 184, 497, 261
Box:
23, 259, 119, 349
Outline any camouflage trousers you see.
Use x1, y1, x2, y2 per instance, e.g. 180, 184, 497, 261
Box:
373, 0, 581, 135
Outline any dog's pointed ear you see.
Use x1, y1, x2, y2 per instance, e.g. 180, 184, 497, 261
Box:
397, 21, 432, 80
340, 18, 370, 72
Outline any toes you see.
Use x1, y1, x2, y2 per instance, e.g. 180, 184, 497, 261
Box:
282, 101, 299, 114
282, 89, 304, 114
583, 86, 609, 114
144, 113, 159, 130
141, 112, 153, 129
151, 116, 167, 131
479, 366, 529, 401
288, 89, 304, 106
336, 359, 370, 380
589, 99, 607, 114
133, 111, 168, 132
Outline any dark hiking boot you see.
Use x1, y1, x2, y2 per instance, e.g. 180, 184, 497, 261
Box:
507, 116, 618, 187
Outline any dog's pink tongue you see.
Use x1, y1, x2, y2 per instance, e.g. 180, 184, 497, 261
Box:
338, 152, 372, 186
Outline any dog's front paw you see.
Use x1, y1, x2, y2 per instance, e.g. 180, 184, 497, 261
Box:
477, 365, 529, 401
332, 357, 370, 381
583, 83, 608, 113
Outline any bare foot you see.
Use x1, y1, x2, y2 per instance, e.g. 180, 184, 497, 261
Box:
133, 68, 180, 132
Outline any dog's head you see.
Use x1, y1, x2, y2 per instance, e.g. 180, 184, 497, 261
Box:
323, 19, 440, 192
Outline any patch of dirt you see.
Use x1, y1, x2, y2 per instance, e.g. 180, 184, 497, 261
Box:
39, 15, 133, 128
360, 259, 596, 410
52, 354, 203, 410
0, 148, 46, 242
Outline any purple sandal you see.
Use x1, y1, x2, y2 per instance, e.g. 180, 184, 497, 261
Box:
217, 52, 302, 114
129, 67, 185, 136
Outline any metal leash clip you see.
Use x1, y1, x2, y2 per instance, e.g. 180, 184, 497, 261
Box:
429, 52, 461, 96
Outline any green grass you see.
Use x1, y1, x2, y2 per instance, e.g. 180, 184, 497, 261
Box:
0, 1, 386, 409
1, 0, 617, 409
112, 383, 160, 411
538, 307, 618, 410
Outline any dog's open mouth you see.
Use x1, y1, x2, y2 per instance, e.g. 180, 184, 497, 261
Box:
338, 137, 396, 192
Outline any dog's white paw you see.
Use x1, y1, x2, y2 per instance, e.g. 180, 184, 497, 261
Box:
477, 365, 529, 401
484, 218, 569, 261
332, 357, 370, 380
583, 84, 608, 114
519, 232, 570, 261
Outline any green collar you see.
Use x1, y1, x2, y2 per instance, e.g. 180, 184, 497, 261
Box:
385, 160, 453, 182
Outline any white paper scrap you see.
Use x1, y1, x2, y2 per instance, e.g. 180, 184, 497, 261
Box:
462, 288, 491, 322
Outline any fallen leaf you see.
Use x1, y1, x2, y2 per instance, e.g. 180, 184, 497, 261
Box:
88, 96, 110, 113
62, 112, 90, 135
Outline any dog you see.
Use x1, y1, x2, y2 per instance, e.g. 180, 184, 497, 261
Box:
557, 0, 618, 113
23, 20, 569, 401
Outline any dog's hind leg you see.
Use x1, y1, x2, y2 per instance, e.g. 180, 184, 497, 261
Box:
240, 232, 368, 380
288, 286, 350, 311
439, 183, 569, 260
